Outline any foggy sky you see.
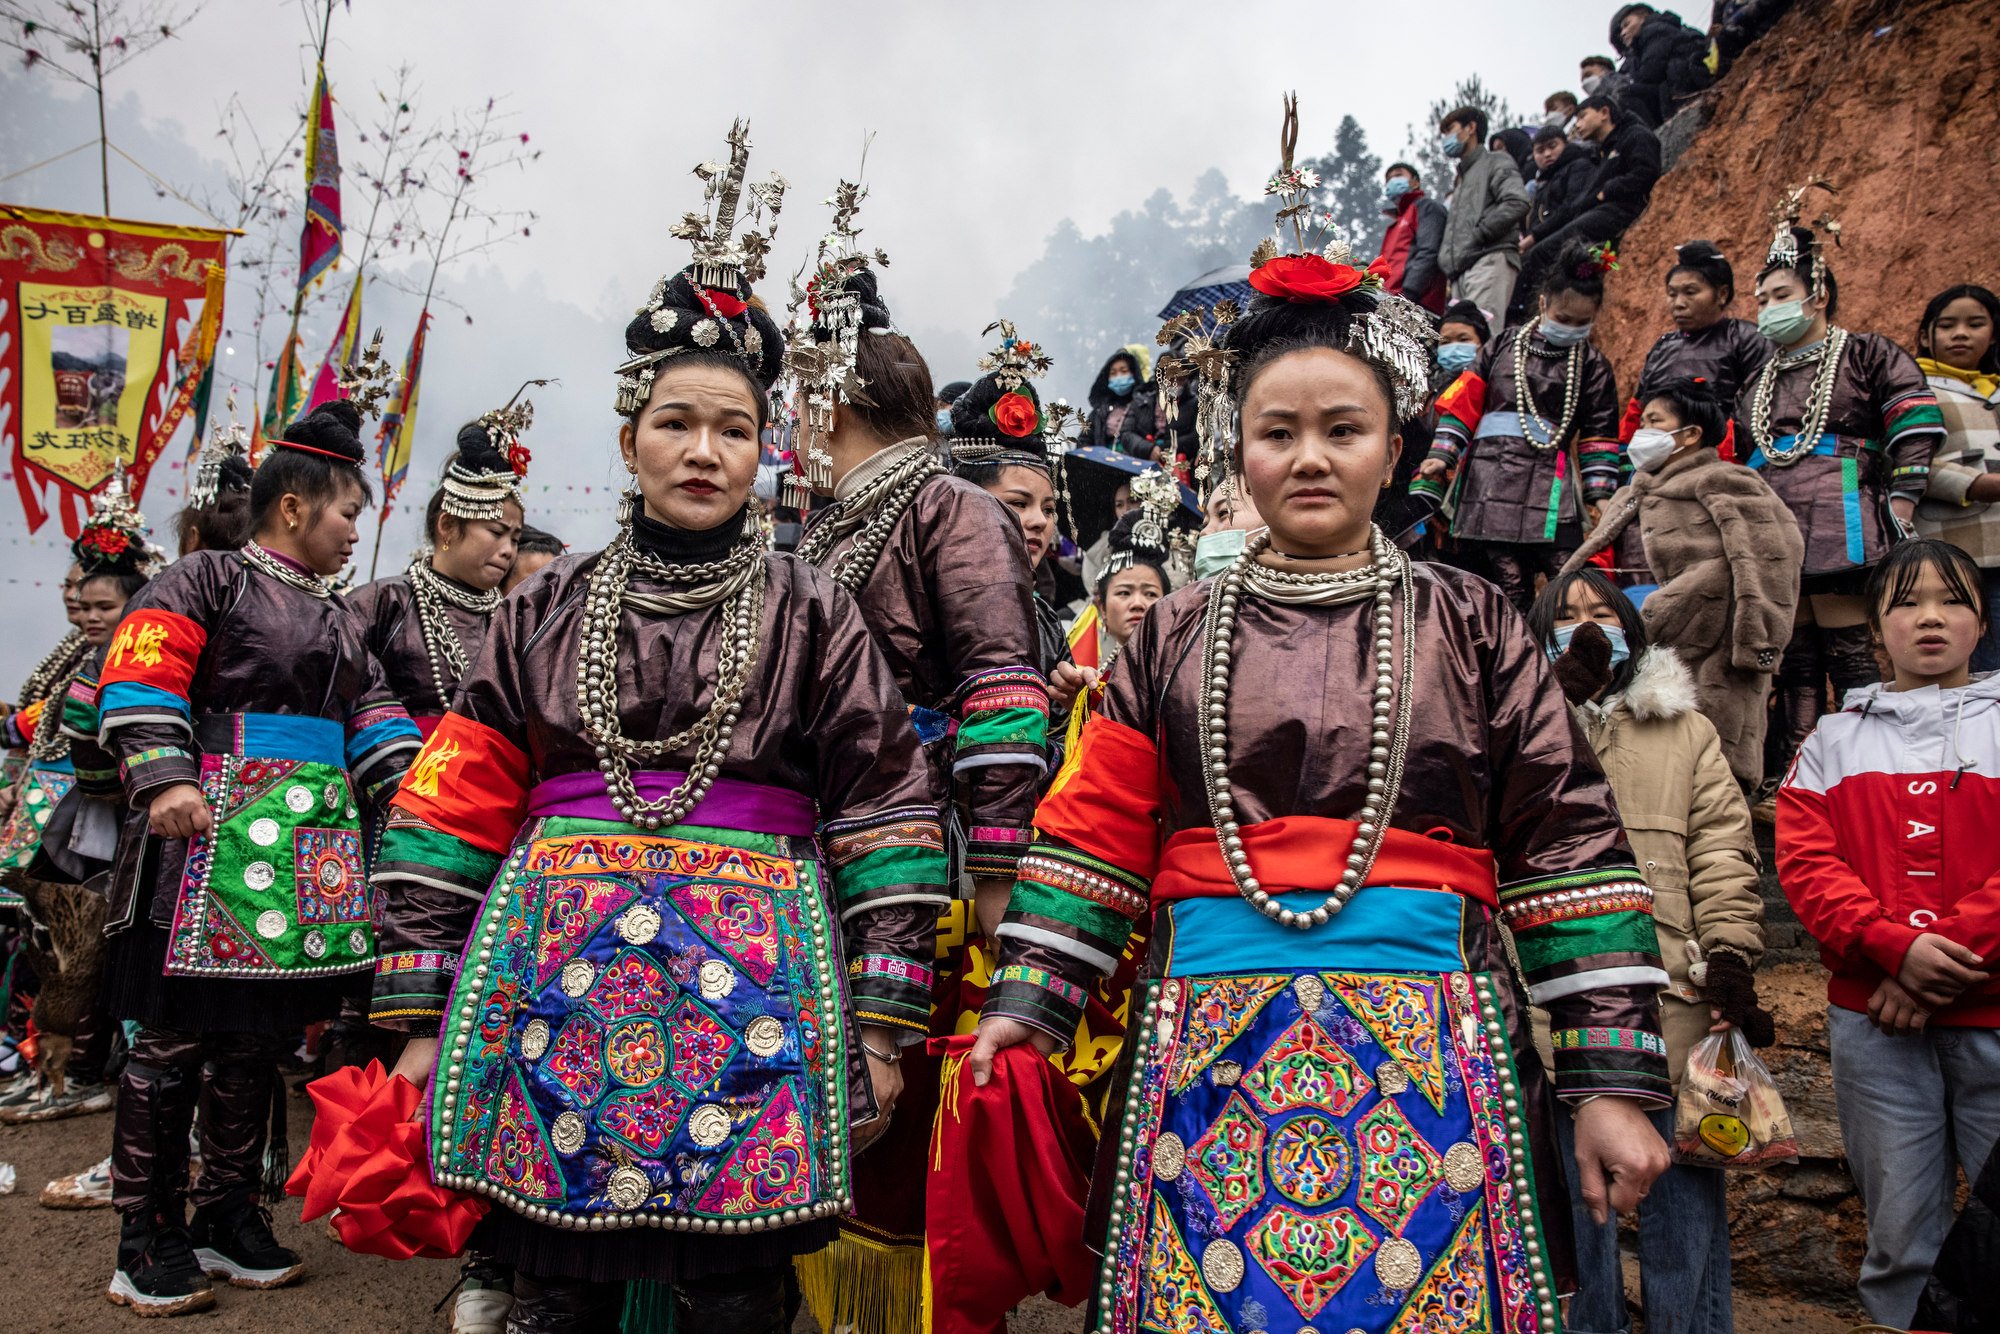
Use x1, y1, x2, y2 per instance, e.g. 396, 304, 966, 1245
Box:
0, 0, 1700, 685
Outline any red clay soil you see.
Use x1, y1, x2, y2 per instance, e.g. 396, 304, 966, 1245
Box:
1597, 0, 2000, 390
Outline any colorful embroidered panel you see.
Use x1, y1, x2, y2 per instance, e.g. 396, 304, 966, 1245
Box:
430, 823, 851, 1231
0, 764, 75, 878
165, 749, 371, 978
1102, 968, 1552, 1334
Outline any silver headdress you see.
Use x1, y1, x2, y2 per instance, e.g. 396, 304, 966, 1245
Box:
783, 172, 891, 506
615, 121, 788, 417
188, 390, 251, 511
1765, 179, 1841, 303
74, 465, 167, 577
441, 378, 550, 522
335, 328, 399, 423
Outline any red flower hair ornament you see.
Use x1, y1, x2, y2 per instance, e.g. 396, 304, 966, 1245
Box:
1247, 253, 1392, 304
989, 391, 1039, 438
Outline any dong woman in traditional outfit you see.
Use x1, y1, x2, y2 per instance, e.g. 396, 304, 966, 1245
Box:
351, 404, 531, 736
0, 478, 160, 1122
1739, 188, 1943, 774
971, 124, 1673, 1334
1623, 241, 1772, 459
369, 128, 949, 1333
783, 185, 1048, 1330
1419, 240, 1624, 612
94, 398, 422, 1316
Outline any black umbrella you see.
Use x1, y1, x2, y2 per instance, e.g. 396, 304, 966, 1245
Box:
1156, 263, 1254, 321
1061, 446, 1199, 551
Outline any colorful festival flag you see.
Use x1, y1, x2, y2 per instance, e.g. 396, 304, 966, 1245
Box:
377, 309, 430, 505
304, 272, 364, 411
300, 61, 343, 295
255, 333, 305, 461
0, 204, 232, 534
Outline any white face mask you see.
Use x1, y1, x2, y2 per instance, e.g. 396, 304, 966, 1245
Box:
1628, 427, 1688, 473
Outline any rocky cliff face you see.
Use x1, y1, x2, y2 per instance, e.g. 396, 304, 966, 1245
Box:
1598, 0, 1998, 389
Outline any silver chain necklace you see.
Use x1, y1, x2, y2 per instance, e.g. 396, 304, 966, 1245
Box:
794, 445, 942, 593
1199, 525, 1417, 929
1511, 321, 1585, 452
576, 523, 766, 830
17, 631, 86, 712
406, 559, 500, 711
242, 540, 332, 598
1749, 326, 1849, 466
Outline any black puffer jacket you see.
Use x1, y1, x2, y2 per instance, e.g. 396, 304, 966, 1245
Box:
1526, 142, 1599, 241
1615, 10, 1712, 127
1917, 1138, 2000, 1333
1083, 350, 1159, 457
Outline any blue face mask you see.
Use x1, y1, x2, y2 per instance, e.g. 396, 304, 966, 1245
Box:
935, 407, 954, 435
1547, 622, 1630, 670
1436, 342, 1478, 374
1107, 373, 1136, 398
1438, 133, 1465, 159
1383, 176, 1412, 200
1539, 317, 1594, 348
1193, 528, 1249, 580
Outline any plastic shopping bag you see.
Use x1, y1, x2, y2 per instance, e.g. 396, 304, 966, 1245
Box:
1673, 1028, 1800, 1169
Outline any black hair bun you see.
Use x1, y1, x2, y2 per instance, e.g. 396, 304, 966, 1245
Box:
950, 370, 1043, 442
624, 269, 785, 393
217, 455, 253, 494
1676, 239, 1726, 264
453, 419, 512, 476
815, 267, 893, 335
1222, 288, 1366, 365
278, 399, 365, 465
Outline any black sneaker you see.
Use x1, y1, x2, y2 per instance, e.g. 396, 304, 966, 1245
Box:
107, 1214, 216, 1317
189, 1196, 305, 1289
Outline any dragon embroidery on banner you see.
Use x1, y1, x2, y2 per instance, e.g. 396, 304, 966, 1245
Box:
0, 225, 85, 272
111, 242, 207, 285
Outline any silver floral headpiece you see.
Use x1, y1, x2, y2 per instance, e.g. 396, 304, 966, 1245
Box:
442, 378, 549, 522
1766, 179, 1841, 303
335, 328, 399, 422
75, 465, 167, 577
188, 390, 251, 511
783, 174, 891, 505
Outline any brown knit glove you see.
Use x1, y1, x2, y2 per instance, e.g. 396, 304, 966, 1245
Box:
1553, 621, 1615, 706
1702, 948, 1776, 1048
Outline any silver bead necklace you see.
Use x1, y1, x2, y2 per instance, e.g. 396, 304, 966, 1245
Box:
242, 540, 332, 598
794, 445, 942, 593
17, 631, 86, 713
1198, 525, 1416, 929
575, 522, 766, 830
406, 558, 500, 712
1749, 326, 1849, 466
1511, 320, 1585, 452
26, 659, 81, 762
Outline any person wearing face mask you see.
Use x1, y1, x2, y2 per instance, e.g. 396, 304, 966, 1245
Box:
934, 378, 971, 440
1530, 568, 1767, 1334
1543, 89, 1579, 132
1563, 378, 1802, 785
1513, 94, 1660, 327
1082, 345, 1158, 457
91, 397, 423, 1316
1434, 104, 1528, 325
1419, 241, 1623, 612
1912, 284, 2000, 671
1191, 473, 1265, 580
969, 118, 1672, 1329
1740, 198, 1944, 784
1579, 54, 1621, 103
1372, 161, 1446, 313
1621, 241, 1773, 464
365, 134, 949, 1334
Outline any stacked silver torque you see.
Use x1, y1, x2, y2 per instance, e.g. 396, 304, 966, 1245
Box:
1748, 326, 1850, 465
1199, 523, 1416, 928
406, 558, 500, 710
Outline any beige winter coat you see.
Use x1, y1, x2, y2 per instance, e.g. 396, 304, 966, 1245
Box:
1577, 647, 1767, 1086
1562, 445, 1803, 785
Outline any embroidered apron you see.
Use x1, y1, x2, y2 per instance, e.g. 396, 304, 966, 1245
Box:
165, 713, 370, 978
431, 772, 855, 1234
1095, 887, 1558, 1334
0, 760, 75, 906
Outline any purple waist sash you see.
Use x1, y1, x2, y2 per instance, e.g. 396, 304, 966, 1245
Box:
526, 769, 818, 838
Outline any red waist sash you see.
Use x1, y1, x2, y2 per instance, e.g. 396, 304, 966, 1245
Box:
1153, 816, 1499, 909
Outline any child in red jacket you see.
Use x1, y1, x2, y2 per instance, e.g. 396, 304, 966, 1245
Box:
1779, 538, 2000, 1327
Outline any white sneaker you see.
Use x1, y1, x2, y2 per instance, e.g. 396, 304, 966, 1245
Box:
451, 1287, 514, 1333
42, 1155, 113, 1209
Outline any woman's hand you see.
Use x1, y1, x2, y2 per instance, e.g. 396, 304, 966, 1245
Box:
391, 1036, 441, 1091
1048, 662, 1097, 712
147, 783, 212, 840
1868, 975, 1930, 1035
1897, 931, 1988, 1009
966, 1015, 1059, 1088
1570, 1095, 1670, 1225
851, 1025, 905, 1153
973, 876, 1014, 943
1417, 458, 1448, 482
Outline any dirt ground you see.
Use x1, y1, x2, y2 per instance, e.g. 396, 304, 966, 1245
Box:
0, 1088, 1860, 1334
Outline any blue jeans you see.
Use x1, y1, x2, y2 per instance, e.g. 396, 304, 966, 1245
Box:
1827, 1006, 2000, 1326
1555, 1106, 1732, 1334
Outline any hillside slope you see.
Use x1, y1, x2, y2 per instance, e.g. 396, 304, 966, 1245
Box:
1598, 0, 1998, 386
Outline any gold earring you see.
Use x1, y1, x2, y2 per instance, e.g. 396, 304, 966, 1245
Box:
440, 539, 451, 554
